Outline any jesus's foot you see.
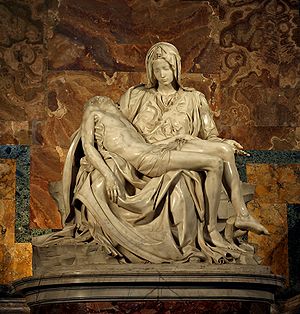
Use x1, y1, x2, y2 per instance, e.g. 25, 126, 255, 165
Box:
235, 214, 270, 235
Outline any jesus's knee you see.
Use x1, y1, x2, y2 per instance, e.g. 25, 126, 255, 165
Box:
218, 143, 235, 161
207, 157, 223, 173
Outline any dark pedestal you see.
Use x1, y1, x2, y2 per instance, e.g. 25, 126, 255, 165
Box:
30, 300, 270, 314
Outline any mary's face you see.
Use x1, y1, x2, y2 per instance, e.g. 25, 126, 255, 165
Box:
152, 58, 174, 86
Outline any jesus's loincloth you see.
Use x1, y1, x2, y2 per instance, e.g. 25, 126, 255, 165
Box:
134, 138, 186, 177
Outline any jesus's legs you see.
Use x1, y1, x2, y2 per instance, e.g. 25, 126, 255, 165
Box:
167, 151, 233, 248
180, 139, 269, 235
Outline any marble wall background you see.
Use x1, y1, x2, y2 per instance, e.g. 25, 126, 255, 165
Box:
0, 0, 299, 293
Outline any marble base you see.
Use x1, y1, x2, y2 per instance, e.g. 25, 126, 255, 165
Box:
0, 285, 30, 314
0, 298, 30, 314
12, 264, 284, 308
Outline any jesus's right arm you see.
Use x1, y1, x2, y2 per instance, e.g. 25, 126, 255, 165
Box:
81, 106, 123, 203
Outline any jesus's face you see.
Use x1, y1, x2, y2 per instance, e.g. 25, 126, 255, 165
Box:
104, 101, 121, 116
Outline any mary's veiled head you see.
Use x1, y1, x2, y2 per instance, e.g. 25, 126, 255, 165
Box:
145, 42, 182, 89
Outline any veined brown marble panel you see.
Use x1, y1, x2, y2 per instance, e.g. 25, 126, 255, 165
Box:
247, 164, 300, 204
30, 145, 64, 229
218, 0, 298, 141
30, 176, 62, 229
0, 160, 32, 284
220, 0, 279, 72
278, 4, 300, 129
0, 0, 46, 125
0, 121, 31, 145
182, 73, 221, 115
218, 126, 298, 150
278, 2, 299, 68
231, 70, 297, 128
0, 241, 32, 284
0, 159, 16, 200
220, 71, 282, 127
246, 163, 300, 279
0, 161, 16, 247
47, 0, 220, 73
217, 0, 299, 150
248, 201, 288, 280
0, 199, 17, 282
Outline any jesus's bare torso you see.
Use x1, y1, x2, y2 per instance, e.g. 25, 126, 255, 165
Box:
95, 111, 153, 165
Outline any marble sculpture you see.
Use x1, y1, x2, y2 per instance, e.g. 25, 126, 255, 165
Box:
34, 42, 270, 265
